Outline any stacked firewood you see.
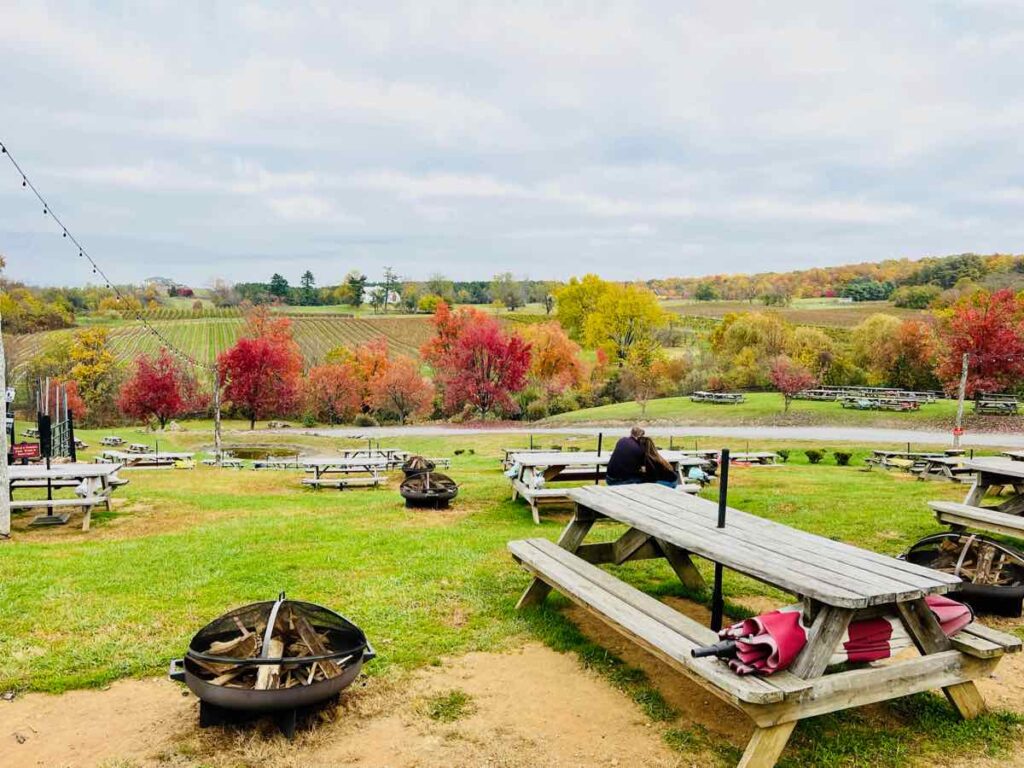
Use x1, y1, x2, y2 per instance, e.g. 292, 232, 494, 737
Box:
191, 608, 351, 690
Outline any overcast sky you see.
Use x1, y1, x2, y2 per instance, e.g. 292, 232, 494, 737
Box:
2, 2, 1024, 288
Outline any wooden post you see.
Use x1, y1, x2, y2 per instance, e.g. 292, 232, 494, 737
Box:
0, 312, 9, 538
954, 353, 969, 449
212, 366, 222, 464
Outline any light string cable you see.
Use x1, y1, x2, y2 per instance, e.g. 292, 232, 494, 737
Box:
0, 140, 215, 371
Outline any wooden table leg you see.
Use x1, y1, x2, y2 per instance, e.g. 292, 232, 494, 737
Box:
964, 479, 989, 507
737, 722, 797, 768
897, 598, 987, 719
517, 506, 596, 609
654, 538, 707, 592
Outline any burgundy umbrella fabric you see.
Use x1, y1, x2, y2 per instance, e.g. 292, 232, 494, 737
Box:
719, 595, 973, 676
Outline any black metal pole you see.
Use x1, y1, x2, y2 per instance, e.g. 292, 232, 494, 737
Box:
711, 448, 730, 632
597, 432, 603, 456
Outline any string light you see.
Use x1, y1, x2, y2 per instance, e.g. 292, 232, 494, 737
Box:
0, 139, 217, 372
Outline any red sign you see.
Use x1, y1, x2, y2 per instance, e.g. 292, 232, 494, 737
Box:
11, 442, 40, 460
953, 427, 965, 437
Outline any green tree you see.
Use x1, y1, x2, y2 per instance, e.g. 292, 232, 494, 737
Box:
426, 274, 456, 303
269, 273, 290, 300
490, 272, 525, 311
583, 283, 667, 364
555, 274, 609, 340
344, 271, 367, 307
299, 270, 316, 305
695, 282, 718, 301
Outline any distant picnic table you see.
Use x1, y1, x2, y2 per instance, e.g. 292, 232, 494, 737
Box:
8, 462, 126, 530
691, 391, 745, 404
974, 393, 1019, 415
840, 396, 919, 412
510, 484, 1019, 768
506, 450, 707, 523
298, 456, 387, 490
930, 457, 1024, 539
100, 449, 193, 469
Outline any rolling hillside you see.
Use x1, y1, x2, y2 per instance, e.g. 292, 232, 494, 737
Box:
662, 298, 928, 329
5, 314, 435, 377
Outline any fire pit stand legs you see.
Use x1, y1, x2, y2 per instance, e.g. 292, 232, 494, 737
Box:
197, 697, 336, 739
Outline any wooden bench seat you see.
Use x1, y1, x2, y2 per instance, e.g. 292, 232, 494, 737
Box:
301, 477, 381, 490
509, 537, 810, 706
9, 495, 109, 510
929, 500, 1024, 537
951, 622, 1022, 658
10, 479, 82, 490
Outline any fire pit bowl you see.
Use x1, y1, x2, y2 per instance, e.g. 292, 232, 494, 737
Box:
401, 455, 436, 479
400, 471, 458, 509
170, 594, 374, 736
901, 533, 1024, 617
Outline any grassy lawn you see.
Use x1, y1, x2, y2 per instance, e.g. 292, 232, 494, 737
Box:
1, 426, 1020, 766
546, 391, 971, 428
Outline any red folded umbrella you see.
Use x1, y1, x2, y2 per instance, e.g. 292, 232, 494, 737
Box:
718, 595, 973, 676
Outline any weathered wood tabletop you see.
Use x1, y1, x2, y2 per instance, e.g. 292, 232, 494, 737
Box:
569, 484, 960, 608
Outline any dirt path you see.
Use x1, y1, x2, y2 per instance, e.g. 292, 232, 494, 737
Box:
0, 644, 679, 768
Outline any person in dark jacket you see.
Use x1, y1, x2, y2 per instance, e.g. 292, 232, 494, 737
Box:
606, 426, 648, 485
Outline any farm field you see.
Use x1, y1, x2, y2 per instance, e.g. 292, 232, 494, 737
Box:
4, 314, 435, 375
0, 425, 1022, 767
662, 298, 929, 328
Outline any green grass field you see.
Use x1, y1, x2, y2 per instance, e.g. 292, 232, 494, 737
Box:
1, 424, 1022, 766
546, 391, 974, 428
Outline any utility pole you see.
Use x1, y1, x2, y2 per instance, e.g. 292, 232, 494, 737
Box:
953, 353, 969, 449
213, 366, 223, 465
0, 312, 9, 538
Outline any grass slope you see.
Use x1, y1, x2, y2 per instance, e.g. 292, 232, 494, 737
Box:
662, 298, 927, 329
546, 391, 1000, 429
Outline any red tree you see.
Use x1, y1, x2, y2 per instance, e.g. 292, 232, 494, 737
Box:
420, 302, 488, 367
118, 348, 205, 428
370, 356, 435, 423
769, 356, 817, 412
303, 363, 362, 424
218, 335, 303, 430
936, 289, 1024, 396
434, 317, 531, 417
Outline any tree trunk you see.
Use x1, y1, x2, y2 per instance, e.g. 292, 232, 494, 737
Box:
250, 415, 256, 431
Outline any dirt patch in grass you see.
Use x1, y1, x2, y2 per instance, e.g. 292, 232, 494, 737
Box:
0, 644, 678, 768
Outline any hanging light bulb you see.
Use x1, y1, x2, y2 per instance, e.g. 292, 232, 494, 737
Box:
63, 230, 67, 238
22, 177, 27, 187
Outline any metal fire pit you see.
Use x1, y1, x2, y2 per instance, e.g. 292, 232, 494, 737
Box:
169, 593, 374, 737
401, 455, 436, 479
902, 533, 1024, 617
400, 471, 458, 509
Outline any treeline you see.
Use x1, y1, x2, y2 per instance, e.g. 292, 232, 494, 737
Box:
657, 253, 1024, 306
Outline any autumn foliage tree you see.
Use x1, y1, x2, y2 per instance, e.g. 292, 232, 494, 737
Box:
370, 356, 434, 423
769, 356, 817, 412
519, 322, 584, 396
218, 314, 303, 429
423, 303, 531, 417
118, 348, 205, 428
935, 289, 1024, 396
303, 363, 362, 424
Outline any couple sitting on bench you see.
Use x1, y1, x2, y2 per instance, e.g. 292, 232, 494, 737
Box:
606, 426, 679, 488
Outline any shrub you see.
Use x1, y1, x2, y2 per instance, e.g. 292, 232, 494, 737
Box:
777, 449, 790, 463
353, 413, 379, 427
834, 451, 852, 466
301, 411, 316, 428
548, 391, 580, 416
804, 449, 824, 464
525, 400, 549, 421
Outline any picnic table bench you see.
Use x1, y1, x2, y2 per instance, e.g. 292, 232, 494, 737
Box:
200, 457, 245, 468
507, 450, 706, 523
511, 484, 1018, 768
100, 450, 191, 469
729, 451, 779, 465
502, 447, 561, 470
913, 456, 974, 483
8, 463, 125, 530
841, 396, 919, 412
691, 391, 746, 404
974, 394, 1019, 416
100, 436, 124, 446
299, 457, 386, 490
930, 457, 1024, 539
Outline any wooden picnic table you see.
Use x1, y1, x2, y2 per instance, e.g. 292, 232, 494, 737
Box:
507, 450, 707, 523
8, 462, 126, 530
336, 447, 409, 469
930, 457, 1024, 539
298, 456, 386, 490
100, 450, 192, 469
691, 391, 745, 404
730, 452, 779, 465
510, 484, 1018, 768
913, 455, 974, 483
